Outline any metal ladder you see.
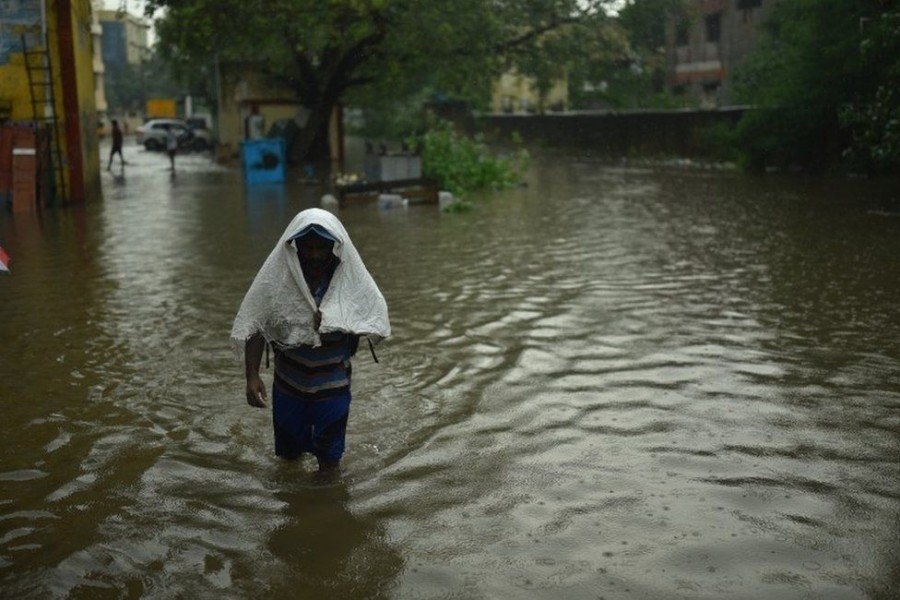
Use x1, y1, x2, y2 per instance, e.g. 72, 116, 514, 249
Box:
21, 33, 67, 204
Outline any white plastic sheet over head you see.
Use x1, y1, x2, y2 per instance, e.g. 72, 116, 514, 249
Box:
230, 208, 390, 356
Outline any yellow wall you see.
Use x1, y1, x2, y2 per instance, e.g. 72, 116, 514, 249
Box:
0, 0, 99, 202
491, 69, 569, 114
73, 0, 100, 199
0, 0, 42, 122
217, 69, 299, 151
217, 67, 340, 164
0, 50, 30, 120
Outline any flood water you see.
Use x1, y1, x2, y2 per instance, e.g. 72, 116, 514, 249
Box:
2, 145, 900, 599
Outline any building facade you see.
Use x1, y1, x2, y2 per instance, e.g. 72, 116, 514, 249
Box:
491, 69, 569, 114
0, 0, 100, 206
95, 8, 149, 134
666, 0, 781, 107
96, 9, 149, 69
216, 64, 343, 168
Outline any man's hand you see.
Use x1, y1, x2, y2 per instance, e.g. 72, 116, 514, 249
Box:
246, 373, 268, 408
245, 334, 268, 408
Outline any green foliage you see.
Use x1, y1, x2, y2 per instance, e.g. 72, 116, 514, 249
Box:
565, 24, 636, 110
104, 52, 183, 112
104, 62, 146, 113
101, 43, 217, 117
441, 198, 474, 213
618, 0, 690, 52
412, 120, 529, 199
697, 121, 740, 164
568, 0, 692, 110
569, 62, 688, 110
345, 96, 425, 142
733, 0, 900, 174
838, 9, 900, 175
147, 0, 616, 160
840, 84, 900, 174
346, 87, 455, 143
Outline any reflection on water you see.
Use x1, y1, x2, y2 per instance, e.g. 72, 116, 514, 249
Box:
268, 477, 404, 598
1, 146, 900, 598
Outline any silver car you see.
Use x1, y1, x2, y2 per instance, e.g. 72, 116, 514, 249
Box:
135, 118, 212, 152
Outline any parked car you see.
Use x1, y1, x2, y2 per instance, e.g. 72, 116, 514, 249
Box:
185, 116, 212, 131
135, 118, 212, 152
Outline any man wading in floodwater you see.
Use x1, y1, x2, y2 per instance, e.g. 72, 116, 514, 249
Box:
231, 209, 390, 474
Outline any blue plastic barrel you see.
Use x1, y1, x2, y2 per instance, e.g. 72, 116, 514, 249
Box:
240, 138, 285, 184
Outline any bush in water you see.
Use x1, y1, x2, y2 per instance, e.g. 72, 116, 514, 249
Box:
412, 120, 529, 199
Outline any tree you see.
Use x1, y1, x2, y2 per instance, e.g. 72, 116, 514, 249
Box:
145, 0, 614, 162
733, 0, 900, 173
617, 0, 689, 53
104, 61, 148, 114
568, 0, 691, 110
840, 6, 900, 174
105, 51, 184, 114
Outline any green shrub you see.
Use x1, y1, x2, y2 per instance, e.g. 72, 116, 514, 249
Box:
697, 121, 740, 164
840, 84, 900, 175
411, 120, 529, 198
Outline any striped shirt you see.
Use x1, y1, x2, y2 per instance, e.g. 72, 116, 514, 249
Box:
273, 333, 359, 400
273, 250, 359, 400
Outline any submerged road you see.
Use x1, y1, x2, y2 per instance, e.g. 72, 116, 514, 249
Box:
1, 140, 900, 598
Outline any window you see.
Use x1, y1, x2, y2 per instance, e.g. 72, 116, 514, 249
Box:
705, 12, 722, 43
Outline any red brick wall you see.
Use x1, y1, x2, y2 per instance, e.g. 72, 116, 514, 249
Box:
0, 125, 39, 212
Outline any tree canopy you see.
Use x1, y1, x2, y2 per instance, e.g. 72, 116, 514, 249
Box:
145, 0, 615, 161
733, 0, 900, 173
568, 0, 691, 110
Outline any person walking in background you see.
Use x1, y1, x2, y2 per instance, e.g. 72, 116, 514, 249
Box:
107, 119, 126, 170
165, 124, 178, 171
231, 209, 391, 475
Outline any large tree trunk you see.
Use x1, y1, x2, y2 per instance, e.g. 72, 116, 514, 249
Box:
288, 28, 383, 165
292, 92, 340, 166
293, 112, 331, 165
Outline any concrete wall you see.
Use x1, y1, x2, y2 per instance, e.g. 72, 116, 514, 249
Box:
478, 109, 746, 159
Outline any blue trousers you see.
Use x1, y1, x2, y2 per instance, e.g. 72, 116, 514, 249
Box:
271, 386, 351, 463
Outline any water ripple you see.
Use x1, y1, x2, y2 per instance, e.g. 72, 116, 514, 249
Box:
2, 155, 900, 598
